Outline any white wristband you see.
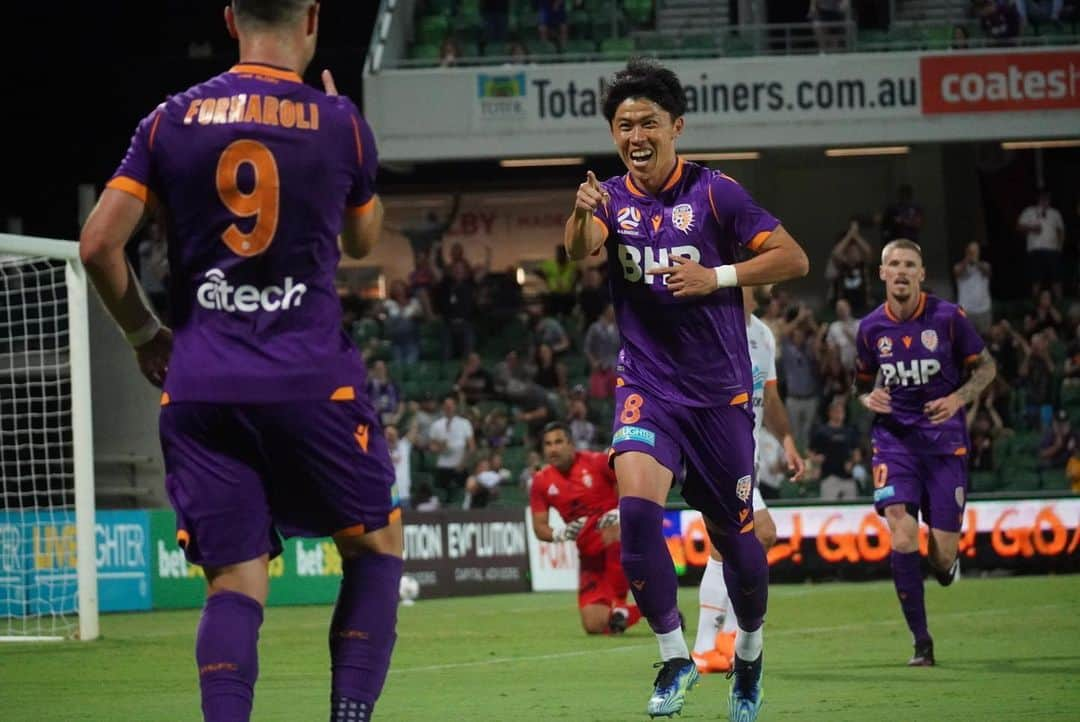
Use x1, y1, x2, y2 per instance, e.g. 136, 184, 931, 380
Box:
124, 316, 162, 348
713, 265, 738, 289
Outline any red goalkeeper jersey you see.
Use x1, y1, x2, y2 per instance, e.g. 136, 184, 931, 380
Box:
529, 451, 618, 556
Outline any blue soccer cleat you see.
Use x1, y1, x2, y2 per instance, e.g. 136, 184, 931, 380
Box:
728, 653, 764, 722
647, 657, 699, 717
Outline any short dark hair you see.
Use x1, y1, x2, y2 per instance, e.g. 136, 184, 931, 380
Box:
542, 421, 572, 441
232, 0, 311, 26
601, 57, 687, 125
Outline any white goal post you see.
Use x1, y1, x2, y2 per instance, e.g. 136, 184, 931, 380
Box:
0, 233, 98, 641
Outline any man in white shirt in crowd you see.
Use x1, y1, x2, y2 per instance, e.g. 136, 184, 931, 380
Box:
953, 241, 993, 335
385, 424, 417, 510
427, 394, 476, 503
826, 298, 859, 371
1018, 187, 1066, 299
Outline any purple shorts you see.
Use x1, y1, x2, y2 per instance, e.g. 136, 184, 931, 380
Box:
871, 452, 968, 532
160, 397, 397, 568
610, 384, 756, 531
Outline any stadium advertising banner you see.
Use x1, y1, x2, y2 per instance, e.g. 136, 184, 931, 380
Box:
663, 499, 1080, 583
367, 49, 1077, 160
0, 510, 151, 615
150, 508, 530, 609
525, 508, 580, 592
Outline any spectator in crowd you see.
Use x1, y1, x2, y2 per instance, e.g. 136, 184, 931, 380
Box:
481, 0, 511, 51
1015, 0, 1064, 33
817, 338, 851, 415
536, 244, 579, 316
411, 390, 440, 449
515, 384, 561, 448
480, 405, 513, 449
808, 0, 850, 51
381, 279, 424, 364
1018, 187, 1066, 299
584, 303, 619, 399
1066, 440, 1080, 492
1038, 408, 1076, 482
537, 0, 569, 50
967, 389, 1007, 472
953, 242, 993, 335
567, 395, 597, 450
976, 0, 1023, 45
1024, 288, 1064, 337
385, 423, 417, 510
454, 352, 495, 405
849, 447, 871, 495
526, 299, 571, 355
826, 298, 859, 370
577, 265, 611, 329
809, 398, 861, 500
477, 263, 524, 335
367, 360, 404, 428
503, 38, 530, 65
780, 308, 822, 451
428, 394, 476, 502
987, 319, 1025, 383
493, 349, 534, 401
413, 480, 441, 512
754, 428, 789, 500
827, 219, 873, 314
463, 454, 511, 509
1020, 331, 1057, 429
951, 23, 971, 48
519, 450, 544, 490
878, 183, 924, 245
760, 292, 789, 360
438, 240, 476, 280
533, 342, 567, 392
386, 195, 461, 257
407, 247, 441, 308
436, 259, 478, 359
439, 35, 461, 66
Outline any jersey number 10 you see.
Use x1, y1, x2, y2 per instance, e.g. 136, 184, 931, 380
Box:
215, 139, 280, 257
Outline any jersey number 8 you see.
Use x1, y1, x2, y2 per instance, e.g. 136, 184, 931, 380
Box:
215, 139, 280, 257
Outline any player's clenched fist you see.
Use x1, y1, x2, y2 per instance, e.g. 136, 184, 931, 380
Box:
575, 170, 609, 217
860, 387, 892, 414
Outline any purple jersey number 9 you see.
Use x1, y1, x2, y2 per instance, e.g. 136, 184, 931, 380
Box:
215, 139, 280, 257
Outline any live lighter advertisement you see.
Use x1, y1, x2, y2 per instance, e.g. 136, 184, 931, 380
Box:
365, 48, 1080, 161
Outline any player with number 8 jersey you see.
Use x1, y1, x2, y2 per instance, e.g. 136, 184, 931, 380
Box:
80, 4, 401, 722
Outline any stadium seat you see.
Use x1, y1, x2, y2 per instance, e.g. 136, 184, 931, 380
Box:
563, 38, 597, 56
600, 36, 635, 58
410, 42, 442, 61
722, 34, 755, 57
623, 0, 654, 27
681, 33, 717, 57
416, 14, 451, 46
527, 38, 560, 56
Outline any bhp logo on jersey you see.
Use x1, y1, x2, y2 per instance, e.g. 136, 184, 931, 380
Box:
617, 244, 701, 285
880, 359, 941, 387
196, 268, 307, 313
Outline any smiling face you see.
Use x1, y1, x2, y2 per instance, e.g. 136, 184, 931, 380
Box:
880, 245, 925, 305
610, 97, 683, 191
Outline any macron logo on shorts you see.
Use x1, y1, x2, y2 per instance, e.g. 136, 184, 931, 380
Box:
196, 268, 307, 313
612, 425, 656, 446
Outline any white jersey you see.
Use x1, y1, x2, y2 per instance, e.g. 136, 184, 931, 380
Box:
747, 314, 778, 511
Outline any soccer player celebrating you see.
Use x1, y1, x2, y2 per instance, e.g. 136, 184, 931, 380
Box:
565, 58, 809, 719
529, 422, 643, 635
855, 239, 996, 666
693, 286, 805, 675
79, 3, 400, 721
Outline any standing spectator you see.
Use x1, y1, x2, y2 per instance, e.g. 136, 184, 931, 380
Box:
367, 360, 404, 429
454, 352, 495, 405
436, 259, 478, 359
1024, 288, 1064, 337
1038, 409, 1075, 483
967, 391, 1007, 472
428, 395, 476, 502
577, 265, 611, 329
538, 0, 569, 50
781, 316, 821, 452
1020, 331, 1057, 429
829, 220, 873, 314
1018, 187, 1066, 299
385, 423, 417, 510
826, 299, 860, 371
536, 244, 579, 316
386, 195, 460, 257
953, 242, 993, 335
808, 399, 861, 500
987, 320, 1026, 384
533, 343, 567, 392
567, 396, 597, 450
381, 279, 423, 364
526, 299, 571, 355
584, 303, 620, 399
878, 183, 924, 245
412, 390, 440, 449
407, 247, 441, 309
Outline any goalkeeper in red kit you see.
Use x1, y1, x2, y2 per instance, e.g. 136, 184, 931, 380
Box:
530, 422, 642, 634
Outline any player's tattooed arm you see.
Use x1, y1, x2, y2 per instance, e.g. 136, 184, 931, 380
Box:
954, 348, 997, 405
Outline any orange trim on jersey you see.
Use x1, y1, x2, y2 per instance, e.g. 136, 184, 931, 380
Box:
176, 529, 190, 547
148, 111, 163, 151
592, 215, 609, 242
229, 63, 302, 83
953, 447, 967, 456
624, 174, 646, 197
347, 197, 376, 217
964, 353, 980, 365
740, 521, 755, 534
729, 392, 749, 405
330, 386, 356, 401
707, 185, 721, 223
747, 229, 773, 252
615, 377, 625, 387
160, 392, 171, 406
106, 176, 149, 203
659, 157, 685, 193
883, 292, 928, 323
764, 379, 778, 387
350, 116, 364, 166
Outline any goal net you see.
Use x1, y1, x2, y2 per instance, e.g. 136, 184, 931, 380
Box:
0, 233, 98, 641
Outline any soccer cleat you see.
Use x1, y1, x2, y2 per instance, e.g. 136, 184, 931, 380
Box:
647, 657, 699, 717
610, 607, 630, 634
715, 630, 737, 665
935, 557, 960, 587
727, 653, 764, 722
692, 649, 732, 674
908, 638, 935, 667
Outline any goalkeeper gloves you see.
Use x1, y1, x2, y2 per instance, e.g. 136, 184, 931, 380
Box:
552, 517, 587, 542
596, 508, 620, 529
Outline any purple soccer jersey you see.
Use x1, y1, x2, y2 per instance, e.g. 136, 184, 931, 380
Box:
594, 159, 780, 408
855, 293, 986, 456
109, 63, 378, 403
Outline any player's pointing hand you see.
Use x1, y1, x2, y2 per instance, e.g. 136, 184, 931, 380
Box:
321, 69, 338, 97
649, 255, 717, 297
575, 171, 609, 217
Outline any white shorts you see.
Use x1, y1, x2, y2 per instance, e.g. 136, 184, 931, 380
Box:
752, 486, 767, 512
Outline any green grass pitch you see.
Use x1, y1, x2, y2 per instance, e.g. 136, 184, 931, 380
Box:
2, 574, 1078, 720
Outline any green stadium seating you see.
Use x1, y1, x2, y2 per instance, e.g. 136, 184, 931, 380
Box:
600, 36, 635, 58
410, 42, 441, 61
563, 38, 597, 56
417, 14, 451, 45
527, 39, 560, 56
623, 0, 654, 26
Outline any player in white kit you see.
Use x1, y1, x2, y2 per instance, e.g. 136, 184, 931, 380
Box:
692, 286, 805, 674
